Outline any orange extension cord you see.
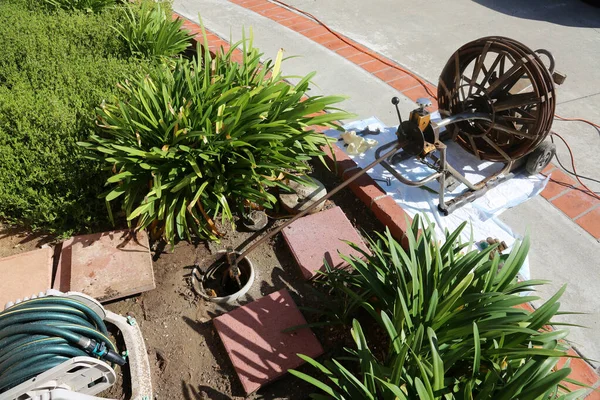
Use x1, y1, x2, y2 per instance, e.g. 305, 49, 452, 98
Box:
269, 0, 600, 198
551, 117, 600, 200
551, 131, 600, 200
269, 0, 438, 98
554, 114, 600, 130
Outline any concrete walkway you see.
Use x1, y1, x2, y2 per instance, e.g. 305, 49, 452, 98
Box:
173, 0, 600, 367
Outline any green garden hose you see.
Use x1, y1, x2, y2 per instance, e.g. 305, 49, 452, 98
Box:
0, 296, 126, 394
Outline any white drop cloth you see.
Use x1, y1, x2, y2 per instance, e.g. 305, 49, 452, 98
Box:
327, 116, 549, 280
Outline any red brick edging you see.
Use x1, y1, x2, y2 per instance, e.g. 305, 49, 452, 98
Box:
541, 163, 600, 238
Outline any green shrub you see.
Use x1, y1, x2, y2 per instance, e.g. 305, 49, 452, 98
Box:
42, 0, 116, 13
81, 34, 354, 243
291, 217, 586, 399
0, 1, 152, 234
115, 1, 194, 58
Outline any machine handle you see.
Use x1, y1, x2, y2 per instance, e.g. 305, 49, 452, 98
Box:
391, 97, 404, 135
375, 140, 442, 187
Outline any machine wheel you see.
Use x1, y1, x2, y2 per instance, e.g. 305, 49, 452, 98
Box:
525, 141, 555, 175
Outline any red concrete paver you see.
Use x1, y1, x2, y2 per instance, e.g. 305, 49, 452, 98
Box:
551, 189, 599, 219
213, 289, 323, 394
575, 207, 600, 239
55, 230, 154, 302
346, 52, 375, 65
312, 33, 338, 45
402, 86, 436, 103
248, 2, 278, 13
336, 46, 362, 58
289, 19, 318, 33
269, 10, 297, 22
541, 169, 578, 200
282, 206, 369, 280
390, 76, 421, 92
242, 0, 267, 8
374, 67, 407, 82
302, 26, 329, 39
322, 41, 348, 52
279, 16, 305, 28
0, 248, 53, 308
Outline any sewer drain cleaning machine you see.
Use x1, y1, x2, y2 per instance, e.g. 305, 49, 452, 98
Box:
0, 290, 152, 400
377, 36, 565, 215
225, 36, 566, 271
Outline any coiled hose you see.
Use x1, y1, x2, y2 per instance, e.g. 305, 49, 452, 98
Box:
0, 296, 126, 394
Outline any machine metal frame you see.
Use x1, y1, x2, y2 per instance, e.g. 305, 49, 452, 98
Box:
376, 102, 516, 215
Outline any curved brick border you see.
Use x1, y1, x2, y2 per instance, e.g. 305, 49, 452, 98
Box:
172, 11, 600, 396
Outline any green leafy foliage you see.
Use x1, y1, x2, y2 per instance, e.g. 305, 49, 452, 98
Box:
0, 0, 152, 234
114, 1, 194, 58
82, 32, 354, 243
291, 216, 587, 399
42, 0, 116, 13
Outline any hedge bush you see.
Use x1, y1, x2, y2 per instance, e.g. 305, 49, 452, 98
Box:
0, 0, 152, 235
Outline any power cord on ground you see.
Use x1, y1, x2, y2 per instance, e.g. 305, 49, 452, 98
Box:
554, 114, 600, 130
269, 0, 437, 99
549, 137, 600, 188
550, 131, 600, 201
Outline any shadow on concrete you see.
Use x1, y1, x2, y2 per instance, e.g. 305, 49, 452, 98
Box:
472, 0, 600, 27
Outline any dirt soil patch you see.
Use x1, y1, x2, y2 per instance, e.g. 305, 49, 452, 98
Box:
0, 224, 56, 259
1, 162, 386, 399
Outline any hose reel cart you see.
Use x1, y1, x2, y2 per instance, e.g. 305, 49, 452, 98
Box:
0, 290, 152, 400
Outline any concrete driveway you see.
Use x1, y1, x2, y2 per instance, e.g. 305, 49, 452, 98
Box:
174, 0, 600, 368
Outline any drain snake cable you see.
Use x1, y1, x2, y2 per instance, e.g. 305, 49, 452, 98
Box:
0, 296, 126, 394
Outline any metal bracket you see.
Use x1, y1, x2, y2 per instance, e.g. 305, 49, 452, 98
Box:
375, 108, 515, 216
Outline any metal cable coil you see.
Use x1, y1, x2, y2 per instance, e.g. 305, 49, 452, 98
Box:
438, 36, 556, 162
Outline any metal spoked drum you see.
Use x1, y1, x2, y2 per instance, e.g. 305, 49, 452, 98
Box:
437, 36, 556, 162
